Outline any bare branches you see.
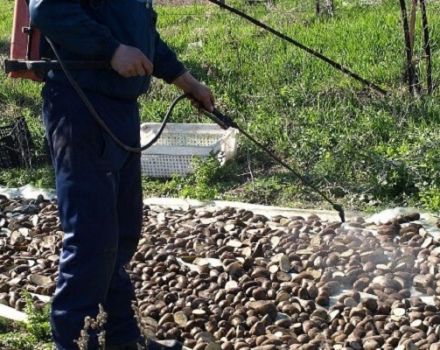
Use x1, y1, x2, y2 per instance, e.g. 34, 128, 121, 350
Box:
409, 0, 418, 51
399, 0, 417, 95
419, 0, 433, 94
74, 305, 108, 350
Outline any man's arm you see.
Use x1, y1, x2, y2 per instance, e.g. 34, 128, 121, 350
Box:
152, 30, 214, 112
173, 72, 215, 113
151, 31, 187, 84
29, 0, 119, 60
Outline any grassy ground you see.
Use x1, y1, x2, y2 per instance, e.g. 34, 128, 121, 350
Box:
0, 294, 52, 350
0, 0, 439, 214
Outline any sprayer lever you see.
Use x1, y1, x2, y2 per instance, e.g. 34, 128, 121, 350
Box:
203, 109, 238, 130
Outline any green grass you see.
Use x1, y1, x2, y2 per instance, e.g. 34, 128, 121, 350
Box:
0, 293, 52, 350
0, 0, 439, 213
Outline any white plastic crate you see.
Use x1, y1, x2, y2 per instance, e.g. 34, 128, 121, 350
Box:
140, 123, 238, 178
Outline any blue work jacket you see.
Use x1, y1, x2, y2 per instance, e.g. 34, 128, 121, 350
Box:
29, 0, 186, 100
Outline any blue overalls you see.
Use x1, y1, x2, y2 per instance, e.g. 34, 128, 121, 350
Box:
43, 81, 143, 349
29, 0, 186, 348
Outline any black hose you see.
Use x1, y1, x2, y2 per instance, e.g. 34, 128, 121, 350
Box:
46, 37, 185, 153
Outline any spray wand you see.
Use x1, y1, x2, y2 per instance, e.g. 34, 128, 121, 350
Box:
203, 109, 346, 222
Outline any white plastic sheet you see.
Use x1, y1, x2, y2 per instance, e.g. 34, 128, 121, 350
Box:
0, 184, 56, 200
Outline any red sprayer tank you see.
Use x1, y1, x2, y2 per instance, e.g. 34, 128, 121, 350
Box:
9, 0, 42, 81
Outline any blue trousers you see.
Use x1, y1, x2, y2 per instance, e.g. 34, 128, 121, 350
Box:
42, 81, 143, 350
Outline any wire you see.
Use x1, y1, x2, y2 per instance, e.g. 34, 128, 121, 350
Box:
206, 0, 387, 96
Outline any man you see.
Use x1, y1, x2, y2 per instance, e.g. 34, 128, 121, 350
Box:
29, 0, 214, 349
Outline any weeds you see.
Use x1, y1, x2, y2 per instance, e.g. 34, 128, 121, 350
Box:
75, 305, 107, 350
0, 297, 110, 350
0, 292, 51, 350
142, 155, 240, 201
23, 293, 51, 342
0, 294, 109, 350
0, 166, 54, 188
179, 156, 239, 200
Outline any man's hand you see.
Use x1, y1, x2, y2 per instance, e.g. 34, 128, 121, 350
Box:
111, 44, 154, 78
173, 72, 215, 112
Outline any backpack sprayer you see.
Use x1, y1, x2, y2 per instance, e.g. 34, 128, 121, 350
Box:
4, 0, 398, 223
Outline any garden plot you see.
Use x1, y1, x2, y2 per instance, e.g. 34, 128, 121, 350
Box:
1, 195, 440, 349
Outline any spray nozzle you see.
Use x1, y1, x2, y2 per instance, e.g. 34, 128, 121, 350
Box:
333, 203, 345, 223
